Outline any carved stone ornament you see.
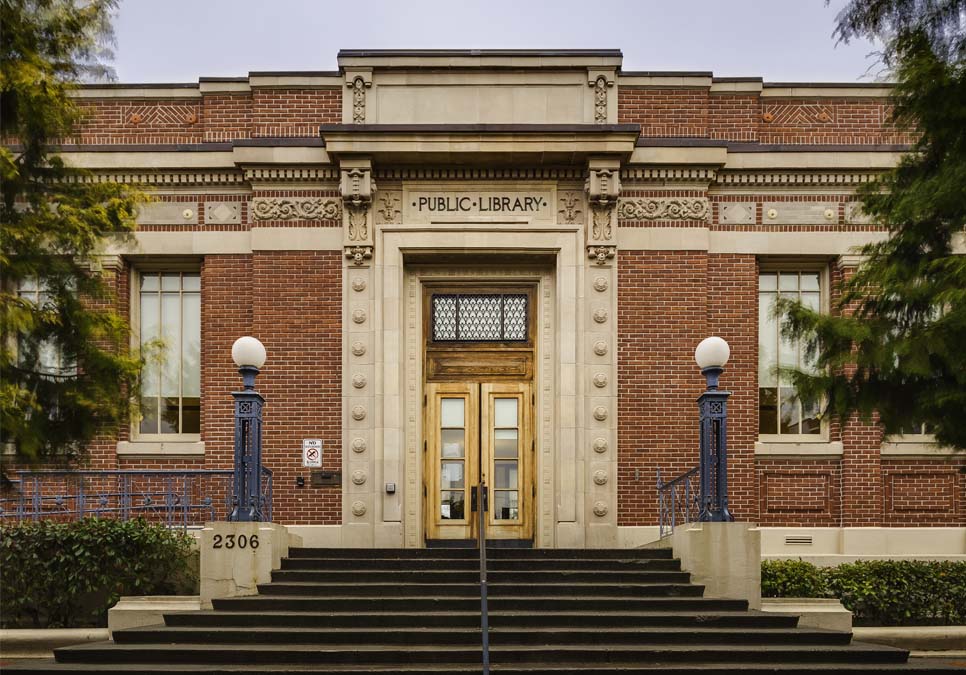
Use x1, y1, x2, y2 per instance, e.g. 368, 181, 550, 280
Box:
592, 75, 609, 124
585, 167, 620, 263
375, 192, 402, 225
593, 341, 608, 356
348, 76, 371, 124
593, 437, 608, 453
593, 406, 608, 421
593, 373, 607, 388
345, 245, 373, 266
557, 192, 584, 224
351, 405, 367, 421
341, 166, 376, 264
618, 198, 710, 223
352, 373, 367, 389
351, 437, 367, 453
593, 276, 608, 292
251, 198, 342, 222
593, 308, 608, 324
352, 309, 367, 324
593, 470, 608, 486
593, 501, 608, 517
351, 470, 367, 485
351, 341, 367, 357
588, 245, 616, 266
351, 500, 367, 516
351, 277, 367, 292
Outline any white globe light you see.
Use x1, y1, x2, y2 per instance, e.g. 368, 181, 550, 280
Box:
694, 336, 730, 370
232, 336, 267, 369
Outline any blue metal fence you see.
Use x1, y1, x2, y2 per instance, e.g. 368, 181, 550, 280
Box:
0, 467, 273, 529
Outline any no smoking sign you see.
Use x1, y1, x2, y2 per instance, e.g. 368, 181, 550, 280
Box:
302, 439, 323, 467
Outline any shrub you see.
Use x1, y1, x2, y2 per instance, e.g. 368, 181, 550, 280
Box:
0, 517, 196, 628
762, 559, 828, 598
761, 558, 966, 626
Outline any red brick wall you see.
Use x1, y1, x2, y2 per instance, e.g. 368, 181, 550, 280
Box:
710, 94, 760, 142
618, 249, 708, 525
73, 98, 204, 145
707, 254, 758, 521
759, 98, 913, 145
250, 251, 342, 524
202, 94, 253, 142
619, 89, 914, 145
70, 88, 342, 145
882, 459, 966, 526
252, 88, 341, 138
618, 88, 709, 138
756, 460, 842, 526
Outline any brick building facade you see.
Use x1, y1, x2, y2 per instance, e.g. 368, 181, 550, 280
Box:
19, 50, 964, 552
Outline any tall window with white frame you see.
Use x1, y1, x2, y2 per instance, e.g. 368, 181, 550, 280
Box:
138, 272, 201, 436
16, 277, 75, 378
758, 270, 822, 437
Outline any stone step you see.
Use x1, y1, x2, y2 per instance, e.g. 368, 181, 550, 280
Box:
163, 609, 801, 630
286, 548, 675, 560
4, 659, 963, 675
280, 558, 683, 572
5, 660, 962, 673
50, 642, 912, 666
210, 595, 748, 613
269, 569, 693, 584
254, 582, 706, 598
113, 626, 853, 647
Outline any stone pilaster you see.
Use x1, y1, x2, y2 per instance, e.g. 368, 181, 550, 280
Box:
341, 158, 377, 546
584, 158, 620, 546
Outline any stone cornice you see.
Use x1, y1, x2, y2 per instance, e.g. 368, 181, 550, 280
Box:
65, 170, 246, 186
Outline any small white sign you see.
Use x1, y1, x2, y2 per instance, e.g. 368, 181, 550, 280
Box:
302, 439, 322, 467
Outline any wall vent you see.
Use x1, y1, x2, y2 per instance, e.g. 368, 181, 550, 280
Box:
785, 535, 813, 546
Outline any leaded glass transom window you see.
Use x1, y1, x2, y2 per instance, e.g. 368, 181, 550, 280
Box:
432, 294, 528, 342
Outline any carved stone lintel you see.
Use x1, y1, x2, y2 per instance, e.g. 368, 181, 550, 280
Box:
345, 245, 373, 266
588, 245, 616, 266
252, 198, 341, 222
618, 197, 710, 222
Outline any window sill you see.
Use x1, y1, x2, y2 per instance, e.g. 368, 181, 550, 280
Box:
755, 441, 843, 458
116, 441, 205, 457
880, 441, 960, 458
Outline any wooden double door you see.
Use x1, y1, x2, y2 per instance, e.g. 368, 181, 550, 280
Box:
424, 381, 533, 543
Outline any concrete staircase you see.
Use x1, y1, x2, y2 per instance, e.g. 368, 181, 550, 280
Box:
6, 547, 959, 673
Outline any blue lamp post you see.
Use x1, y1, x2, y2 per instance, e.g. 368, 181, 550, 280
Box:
694, 336, 734, 523
229, 336, 267, 522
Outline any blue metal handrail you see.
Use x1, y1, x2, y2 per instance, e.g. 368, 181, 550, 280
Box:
656, 466, 699, 538
0, 467, 273, 529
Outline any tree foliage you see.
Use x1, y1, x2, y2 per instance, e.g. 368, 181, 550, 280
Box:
833, 0, 966, 65
780, 6, 966, 450
1, 0, 144, 461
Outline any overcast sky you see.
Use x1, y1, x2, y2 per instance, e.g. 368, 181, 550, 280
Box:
111, 0, 884, 83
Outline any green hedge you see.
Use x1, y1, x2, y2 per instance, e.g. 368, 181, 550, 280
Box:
0, 517, 196, 628
762, 559, 966, 626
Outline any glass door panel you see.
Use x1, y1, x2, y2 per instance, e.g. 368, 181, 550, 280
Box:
424, 384, 478, 541
482, 383, 532, 540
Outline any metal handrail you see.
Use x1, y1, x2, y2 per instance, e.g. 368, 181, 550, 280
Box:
0, 468, 273, 527
477, 480, 490, 674
657, 466, 699, 538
